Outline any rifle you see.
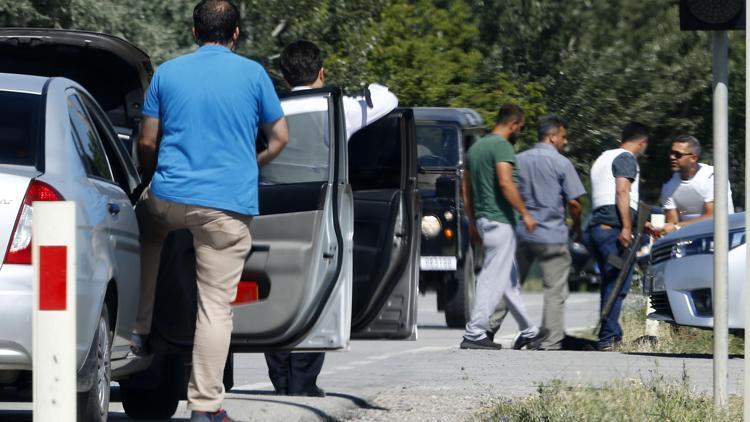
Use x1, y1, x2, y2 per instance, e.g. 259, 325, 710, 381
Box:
593, 201, 652, 336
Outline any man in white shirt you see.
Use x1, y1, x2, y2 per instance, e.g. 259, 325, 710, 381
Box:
264, 39, 397, 397
650, 135, 733, 235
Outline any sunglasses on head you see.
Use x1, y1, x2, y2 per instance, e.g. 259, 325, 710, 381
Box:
669, 150, 694, 159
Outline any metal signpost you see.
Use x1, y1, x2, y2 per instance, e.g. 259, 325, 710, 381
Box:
712, 30, 730, 409
679, 0, 745, 411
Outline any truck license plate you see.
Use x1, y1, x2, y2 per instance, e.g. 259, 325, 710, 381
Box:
420, 256, 457, 271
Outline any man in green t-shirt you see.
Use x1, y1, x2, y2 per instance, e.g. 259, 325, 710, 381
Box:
460, 104, 548, 350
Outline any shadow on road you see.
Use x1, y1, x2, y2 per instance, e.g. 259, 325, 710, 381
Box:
561, 335, 598, 351
624, 351, 744, 360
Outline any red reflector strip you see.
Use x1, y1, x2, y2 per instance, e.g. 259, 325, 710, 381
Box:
39, 246, 67, 311
232, 281, 259, 305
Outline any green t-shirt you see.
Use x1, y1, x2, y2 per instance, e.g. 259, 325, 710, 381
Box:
466, 134, 518, 225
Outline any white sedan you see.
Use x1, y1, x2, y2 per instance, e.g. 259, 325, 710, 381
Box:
646, 212, 746, 330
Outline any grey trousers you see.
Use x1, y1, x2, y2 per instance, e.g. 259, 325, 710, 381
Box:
464, 218, 536, 341
491, 241, 571, 349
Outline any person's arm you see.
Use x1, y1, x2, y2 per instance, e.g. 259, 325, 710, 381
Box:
137, 116, 161, 182
462, 171, 479, 242
568, 198, 583, 240
496, 162, 536, 232
344, 83, 399, 139
615, 176, 632, 247
257, 117, 289, 167
663, 202, 713, 233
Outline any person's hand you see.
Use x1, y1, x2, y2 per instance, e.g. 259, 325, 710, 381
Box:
644, 222, 663, 238
570, 227, 583, 243
468, 220, 480, 243
662, 222, 679, 234
618, 227, 632, 248
522, 214, 537, 233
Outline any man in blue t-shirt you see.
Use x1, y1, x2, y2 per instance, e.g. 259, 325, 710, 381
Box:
130, 1, 288, 420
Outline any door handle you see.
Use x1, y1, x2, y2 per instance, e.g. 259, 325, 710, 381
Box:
108, 203, 121, 216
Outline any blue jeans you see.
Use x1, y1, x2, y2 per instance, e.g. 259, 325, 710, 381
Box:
584, 225, 634, 347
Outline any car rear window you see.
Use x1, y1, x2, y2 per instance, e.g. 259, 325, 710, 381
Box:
0, 90, 41, 166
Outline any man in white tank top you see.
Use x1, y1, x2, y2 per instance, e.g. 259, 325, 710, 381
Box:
650, 135, 733, 235
585, 122, 649, 351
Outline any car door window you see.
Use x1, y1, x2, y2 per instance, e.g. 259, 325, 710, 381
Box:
260, 96, 330, 184
68, 94, 114, 182
79, 92, 139, 195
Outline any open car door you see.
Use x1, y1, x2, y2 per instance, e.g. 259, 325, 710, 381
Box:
348, 108, 420, 339
150, 87, 352, 352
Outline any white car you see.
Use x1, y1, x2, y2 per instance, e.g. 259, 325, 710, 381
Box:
646, 212, 746, 330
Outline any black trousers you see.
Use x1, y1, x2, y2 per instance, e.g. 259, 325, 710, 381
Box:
263, 352, 325, 394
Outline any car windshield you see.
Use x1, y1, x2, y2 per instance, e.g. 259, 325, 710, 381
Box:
0, 90, 41, 166
416, 124, 459, 168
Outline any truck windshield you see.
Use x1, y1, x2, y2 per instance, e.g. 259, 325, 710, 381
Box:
0, 90, 41, 166
416, 124, 459, 168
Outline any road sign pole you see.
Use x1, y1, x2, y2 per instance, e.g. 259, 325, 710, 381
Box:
745, 2, 750, 418
32, 201, 76, 421
712, 30, 730, 410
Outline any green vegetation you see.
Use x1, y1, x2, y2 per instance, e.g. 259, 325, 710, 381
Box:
479, 377, 742, 422
2, 0, 746, 203
617, 295, 745, 355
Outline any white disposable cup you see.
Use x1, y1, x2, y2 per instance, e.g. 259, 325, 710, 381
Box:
650, 214, 665, 230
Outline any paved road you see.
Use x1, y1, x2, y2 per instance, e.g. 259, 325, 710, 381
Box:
1, 292, 745, 421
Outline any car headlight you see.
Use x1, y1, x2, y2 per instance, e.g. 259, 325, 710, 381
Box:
421, 215, 442, 238
670, 229, 746, 259
443, 211, 454, 222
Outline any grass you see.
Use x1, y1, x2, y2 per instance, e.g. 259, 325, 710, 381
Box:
607, 294, 745, 355
478, 376, 742, 422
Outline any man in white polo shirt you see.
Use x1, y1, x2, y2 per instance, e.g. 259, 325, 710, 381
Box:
652, 135, 733, 234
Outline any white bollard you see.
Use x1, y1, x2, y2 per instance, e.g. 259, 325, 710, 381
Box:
32, 201, 76, 422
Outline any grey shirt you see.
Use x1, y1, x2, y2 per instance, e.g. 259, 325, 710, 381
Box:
515, 143, 586, 244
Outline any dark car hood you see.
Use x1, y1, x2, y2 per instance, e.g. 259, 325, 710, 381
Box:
0, 28, 153, 129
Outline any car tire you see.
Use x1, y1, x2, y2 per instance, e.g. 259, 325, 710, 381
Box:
444, 246, 476, 329
77, 304, 112, 422
121, 355, 181, 420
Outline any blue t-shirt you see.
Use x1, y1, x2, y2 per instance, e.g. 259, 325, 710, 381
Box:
143, 45, 284, 215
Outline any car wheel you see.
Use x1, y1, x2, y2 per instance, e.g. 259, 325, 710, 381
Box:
77, 304, 112, 422
444, 246, 476, 329
121, 355, 181, 420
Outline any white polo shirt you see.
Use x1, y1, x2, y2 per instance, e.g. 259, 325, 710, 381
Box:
660, 163, 734, 221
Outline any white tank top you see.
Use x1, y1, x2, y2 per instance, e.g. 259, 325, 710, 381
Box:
590, 148, 639, 211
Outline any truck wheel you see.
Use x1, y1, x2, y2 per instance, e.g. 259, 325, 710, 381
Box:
121, 355, 181, 420
77, 305, 112, 422
444, 246, 476, 328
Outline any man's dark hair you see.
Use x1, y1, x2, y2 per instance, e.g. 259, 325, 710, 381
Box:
193, 0, 239, 45
672, 134, 702, 157
280, 40, 323, 87
495, 104, 525, 125
621, 121, 649, 143
537, 114, 568, 141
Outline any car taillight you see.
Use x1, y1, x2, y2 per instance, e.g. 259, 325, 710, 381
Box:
4, 180, 64, 265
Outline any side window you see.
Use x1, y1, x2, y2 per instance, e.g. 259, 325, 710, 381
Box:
261, 96, 330, 185
81, 94, 137, 193
349, 113, 402, 191
68, 94, 114, 182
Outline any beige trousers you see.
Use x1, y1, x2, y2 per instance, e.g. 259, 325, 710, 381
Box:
133, 187, 252, 411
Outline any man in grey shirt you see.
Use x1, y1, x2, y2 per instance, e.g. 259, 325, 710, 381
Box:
491, 115, 585, 350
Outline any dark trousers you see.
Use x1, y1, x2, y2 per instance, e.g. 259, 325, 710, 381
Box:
264, 352, 324, 394
585, 225, 634, 347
